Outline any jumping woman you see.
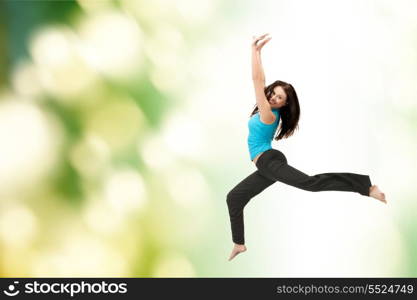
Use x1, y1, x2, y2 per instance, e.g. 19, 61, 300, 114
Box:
227, 33, 387, 261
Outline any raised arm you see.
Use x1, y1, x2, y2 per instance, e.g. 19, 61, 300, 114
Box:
251, 45, 266, 83
251, 34, 275, 124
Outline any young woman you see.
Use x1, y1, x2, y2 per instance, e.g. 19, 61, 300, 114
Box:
226, 33, 387, 261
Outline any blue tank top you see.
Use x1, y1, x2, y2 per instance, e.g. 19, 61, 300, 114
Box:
247, 108, 280, 160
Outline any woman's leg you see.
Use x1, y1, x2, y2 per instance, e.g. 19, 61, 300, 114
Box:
226, 170, 275, 245
227, 149, 373, 245
257, 149, 372, 197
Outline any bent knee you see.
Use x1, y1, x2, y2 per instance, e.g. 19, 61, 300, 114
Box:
226, 190, 247, 210
226, 190, 237, 205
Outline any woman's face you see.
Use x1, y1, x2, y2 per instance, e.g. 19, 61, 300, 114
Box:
268, 86, 287, 109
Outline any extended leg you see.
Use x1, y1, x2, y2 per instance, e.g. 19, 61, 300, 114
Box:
261, 157, 372, 196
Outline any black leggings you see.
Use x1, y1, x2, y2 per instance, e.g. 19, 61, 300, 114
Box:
226, 148, 372, 245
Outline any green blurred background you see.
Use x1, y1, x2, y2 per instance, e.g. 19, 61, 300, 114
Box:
0, 0, 416, 277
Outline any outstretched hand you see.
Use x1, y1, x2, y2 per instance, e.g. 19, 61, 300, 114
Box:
252, 33, 272, 52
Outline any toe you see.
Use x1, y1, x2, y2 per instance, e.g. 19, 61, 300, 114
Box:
228, 250, 238, 261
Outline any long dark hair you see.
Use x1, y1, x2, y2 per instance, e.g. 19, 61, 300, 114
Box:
249, 80, 300, 141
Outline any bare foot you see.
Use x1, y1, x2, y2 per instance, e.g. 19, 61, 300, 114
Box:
228, 244, 247, 261
369, 185, 387, 204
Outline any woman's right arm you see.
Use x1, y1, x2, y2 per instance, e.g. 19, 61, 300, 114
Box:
251, 47, 265, 83
251, 34, 275, 124
251, 34, 270, 81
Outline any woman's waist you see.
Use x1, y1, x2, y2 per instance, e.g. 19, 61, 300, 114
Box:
254, 148, 286, 169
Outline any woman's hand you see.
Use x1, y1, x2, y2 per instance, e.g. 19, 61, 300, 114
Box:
252, 33, 272, 52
